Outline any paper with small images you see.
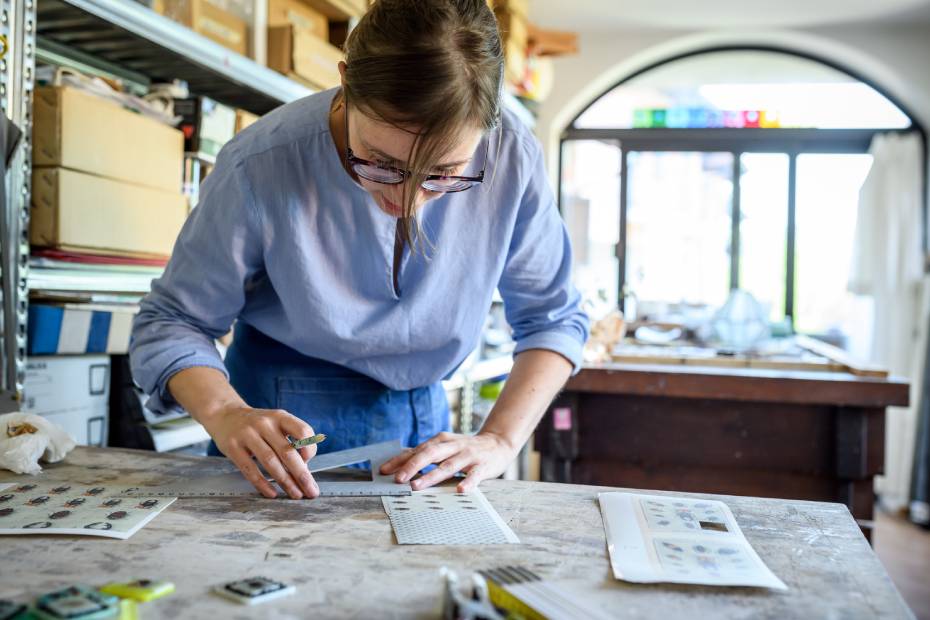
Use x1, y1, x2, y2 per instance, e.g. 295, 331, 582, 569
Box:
0, 482, 176, 539
598, 492, 787, 589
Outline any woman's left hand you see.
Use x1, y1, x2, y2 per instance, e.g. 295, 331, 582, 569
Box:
379, 431, 518, 493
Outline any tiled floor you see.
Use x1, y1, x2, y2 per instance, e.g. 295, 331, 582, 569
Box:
874, 510, 930, 619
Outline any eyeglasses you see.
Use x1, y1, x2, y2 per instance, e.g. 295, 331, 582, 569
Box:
344, 98, 489, 194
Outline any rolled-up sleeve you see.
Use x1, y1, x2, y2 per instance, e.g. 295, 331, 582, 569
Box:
129, 148, 264, 413
498, 137, 590, 373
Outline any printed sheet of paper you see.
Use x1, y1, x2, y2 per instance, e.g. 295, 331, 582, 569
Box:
598, 492, 787, 590
382, 486, 519, 545
0, 482, 175, 540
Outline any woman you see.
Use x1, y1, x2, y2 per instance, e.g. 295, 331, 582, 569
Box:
130, 0, 588, 500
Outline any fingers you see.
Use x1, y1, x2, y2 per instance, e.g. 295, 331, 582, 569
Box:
250, 438, 304, 499
227, 445, 278, 499
261, 421, 319, 499
279, 415, 319, 463
393, 437, 459, 484
410, 453, 470, 491
456, 464, 488, 493
379, 448, 415, 474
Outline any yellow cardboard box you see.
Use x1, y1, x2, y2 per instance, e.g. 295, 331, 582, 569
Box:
268, 0, 328, 39
268, 25, 344, 90
235, 109, 260, 133
301, 0, 367, 19
33, 86, 184, 194
496, 10, 528, 84
491, 0, 528, 18
495, 9, 527, 50
160, 0, 249, 56
31, 168, 188, 258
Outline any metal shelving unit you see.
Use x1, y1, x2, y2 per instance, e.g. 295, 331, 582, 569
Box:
1, 0, 36, 411
36, 0, 310, 113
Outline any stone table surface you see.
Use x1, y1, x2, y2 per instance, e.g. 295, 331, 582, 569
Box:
0, 447, 914, 619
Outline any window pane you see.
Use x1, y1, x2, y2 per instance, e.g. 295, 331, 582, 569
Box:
739, 153, 789, 322
795, 154, 874, 352
560, 139, 622, 312
574, 50, 910, 130
626, 151, 733, 309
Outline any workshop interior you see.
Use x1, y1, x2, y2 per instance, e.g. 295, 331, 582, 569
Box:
1, 0, 929, 618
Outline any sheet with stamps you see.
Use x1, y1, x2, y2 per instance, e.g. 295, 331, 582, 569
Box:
598, 492, 787, 590
382, 485, 519, 545
0, 481, 175, 539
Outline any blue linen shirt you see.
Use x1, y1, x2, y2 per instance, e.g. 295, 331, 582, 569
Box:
130, 88, 589, 412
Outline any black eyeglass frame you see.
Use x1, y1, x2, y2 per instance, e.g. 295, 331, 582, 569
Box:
343, 95, 490, 194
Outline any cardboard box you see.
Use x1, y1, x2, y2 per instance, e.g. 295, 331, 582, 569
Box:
527, 23, 578, 57
301, 0, 366, 19
496, 10, 527, 85
235, 109, 260, 134
160, 0, 249, 56
31, 168, 188, 258
268, 25, 343, 90
504, 38, 527, 85
268, 0, 328, 39
201, 0, 253, 21
491, 0, 528, 18
32, 86, 184, 193
496, 9, 527, 50
174, 97, 237, 158
23, 355, 110, 447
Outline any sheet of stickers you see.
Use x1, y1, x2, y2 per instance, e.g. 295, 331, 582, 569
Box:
598, 492, 787, 590
0, 482, 175, 539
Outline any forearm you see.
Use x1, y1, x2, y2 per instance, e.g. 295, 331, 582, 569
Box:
479, 348, 572, 451
167, 366, 246, 428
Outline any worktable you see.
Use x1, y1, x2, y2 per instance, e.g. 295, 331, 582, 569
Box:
538, 363, 910, 538
0, 447, 914, 618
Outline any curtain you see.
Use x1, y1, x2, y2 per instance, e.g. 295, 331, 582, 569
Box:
848, 131, 926, 514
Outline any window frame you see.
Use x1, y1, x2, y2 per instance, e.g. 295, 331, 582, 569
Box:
558, 46, 928, 331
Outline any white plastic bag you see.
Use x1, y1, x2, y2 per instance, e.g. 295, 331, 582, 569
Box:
0, 412, 76, 474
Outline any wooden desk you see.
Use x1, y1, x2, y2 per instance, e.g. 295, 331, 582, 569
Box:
538, 363, 911, 537
0, 447, 914, 618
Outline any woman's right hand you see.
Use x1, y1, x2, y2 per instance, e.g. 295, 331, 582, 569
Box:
203, 404, 321, 500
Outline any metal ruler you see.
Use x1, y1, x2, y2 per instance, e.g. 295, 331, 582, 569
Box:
117, 479, 410, 498
118, 439, 411, 498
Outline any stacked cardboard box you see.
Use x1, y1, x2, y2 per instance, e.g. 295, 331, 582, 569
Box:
267, 0, 353, 90
235, 109, 260, 134
157, 0, 250, 56
491, 0, 529, 87
30, 86, 187, 259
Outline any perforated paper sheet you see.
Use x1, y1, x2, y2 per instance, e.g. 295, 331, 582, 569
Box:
598, 492, 787, 589
382, 486, 519, 545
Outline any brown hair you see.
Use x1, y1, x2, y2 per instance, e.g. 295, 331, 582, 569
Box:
342, 0, 504, 249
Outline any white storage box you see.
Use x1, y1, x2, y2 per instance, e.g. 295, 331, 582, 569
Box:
23, 355, 110, 446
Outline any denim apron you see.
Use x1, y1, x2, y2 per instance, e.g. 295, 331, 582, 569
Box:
207, 322, 450, 462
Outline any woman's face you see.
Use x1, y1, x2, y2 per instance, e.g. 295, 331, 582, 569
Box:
348, 108, 483, 218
